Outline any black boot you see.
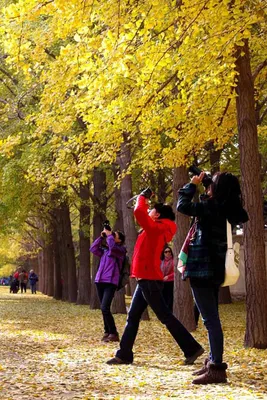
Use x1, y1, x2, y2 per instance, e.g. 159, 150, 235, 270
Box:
192, 361, 227, 384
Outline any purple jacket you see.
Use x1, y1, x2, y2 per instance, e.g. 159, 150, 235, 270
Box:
90, 235, 126, 286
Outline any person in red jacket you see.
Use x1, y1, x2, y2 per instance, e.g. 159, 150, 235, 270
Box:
107, 193, 204, 365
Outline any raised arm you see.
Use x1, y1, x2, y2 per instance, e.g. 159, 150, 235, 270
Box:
177, 183, 210, 218
89, 236, 104, 257
134, 195, 157, 232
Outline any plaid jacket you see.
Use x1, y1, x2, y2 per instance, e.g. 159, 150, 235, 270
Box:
177, 183, 227, 284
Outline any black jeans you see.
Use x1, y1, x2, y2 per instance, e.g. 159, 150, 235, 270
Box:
20, 282, 27, 293
190, 281, 223, 364
96, 283, 118, 335
116, 280, 202, 362
162, 281, 174, 312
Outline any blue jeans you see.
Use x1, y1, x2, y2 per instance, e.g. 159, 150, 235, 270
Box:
96, 283, 118, 335
190, 281, 223, 364
116, 280, 202, 362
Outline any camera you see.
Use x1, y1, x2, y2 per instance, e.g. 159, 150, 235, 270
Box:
188, 165, 212, 189
126, 187, 154, 209
139, 187, 153, 199
103, 220, 111, 231
102, 220, 113, 238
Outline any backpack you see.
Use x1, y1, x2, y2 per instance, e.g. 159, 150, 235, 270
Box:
117, 255, 131, 291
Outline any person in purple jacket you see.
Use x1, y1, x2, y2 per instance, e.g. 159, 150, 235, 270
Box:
90, 227, 126, 342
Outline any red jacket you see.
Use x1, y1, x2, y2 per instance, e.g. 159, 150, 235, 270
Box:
131, 196, 177, 280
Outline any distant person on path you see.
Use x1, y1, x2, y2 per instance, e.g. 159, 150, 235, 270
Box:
90, 227, 126, 343
160, 246, 174, 311
107, 191, 204, 366
29, 270, 38, 294
19, 269, 28, 293
177, 171, 248, 384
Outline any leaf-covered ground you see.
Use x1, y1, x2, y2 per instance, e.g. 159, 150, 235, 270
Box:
0, 287, 267, 400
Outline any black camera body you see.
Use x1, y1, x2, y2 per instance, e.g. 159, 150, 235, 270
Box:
188, 165, 212, 189
102, 220, 113, 238
139, 187, 153, 199
103, 220, 111, 231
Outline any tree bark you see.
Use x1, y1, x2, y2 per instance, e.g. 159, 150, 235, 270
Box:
235, 39, 267, 348
77, 183, 91, 305
117, 135, 149, 320
61, 202, 77, 303
173, 166, 196, 331
46, 241, 54, 297
90, 168, 107, 309
111, 167, 127, 314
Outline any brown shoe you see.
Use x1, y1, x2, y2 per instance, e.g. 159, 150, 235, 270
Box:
192, 358, 210, 376
192, 362, 227, 384
106, 356, 132, 365
101, 333, 109, 342
184, 347, 204, 365
105, 333, 120, 342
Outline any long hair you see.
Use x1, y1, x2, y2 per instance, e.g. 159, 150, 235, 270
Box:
211, 172, 248, 224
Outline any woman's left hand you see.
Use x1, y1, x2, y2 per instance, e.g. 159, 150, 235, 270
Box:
191, 171, 205, 185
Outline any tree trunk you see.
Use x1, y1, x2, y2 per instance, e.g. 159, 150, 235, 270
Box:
54, 204, 68, 301
90, 168, 107, 309
173, 166, 196, 331
46, 241, 54, 297
77, 183, 91, 305
235, 39, 267, 348
111, 167, 127, 314
61, 202, 77, 303
157, 169, 168, 203
117, 135, 149, 320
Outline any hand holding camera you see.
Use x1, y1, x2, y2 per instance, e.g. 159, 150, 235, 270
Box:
188, 165, 212, 189
101, 220, 113, 238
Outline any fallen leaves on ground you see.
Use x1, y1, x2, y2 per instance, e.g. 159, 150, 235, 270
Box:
0, 287, 266, 399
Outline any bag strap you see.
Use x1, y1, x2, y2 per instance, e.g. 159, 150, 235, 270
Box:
227, 220, 233, 249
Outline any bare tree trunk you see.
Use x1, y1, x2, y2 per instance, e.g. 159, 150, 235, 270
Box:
77, 183, 91, 305
46, 241, 54, 297
173, 166, 196, 331
117, 136, 149, 320
111, 166, 127, 314
236, 39, 267, 348
61, 202, 77, 303
157, 169, 168, 203
90, 168, 107, 309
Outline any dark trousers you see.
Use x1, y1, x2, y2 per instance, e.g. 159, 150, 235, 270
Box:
20, 282, 27, 293
96, 282, 118, 335
30, 283, 37, 294
162, 281, 174, 312
190, 282, 223, 364
116, 280, 202, 362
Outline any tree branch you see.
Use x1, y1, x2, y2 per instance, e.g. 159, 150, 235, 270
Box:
252, 59, 267, 82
